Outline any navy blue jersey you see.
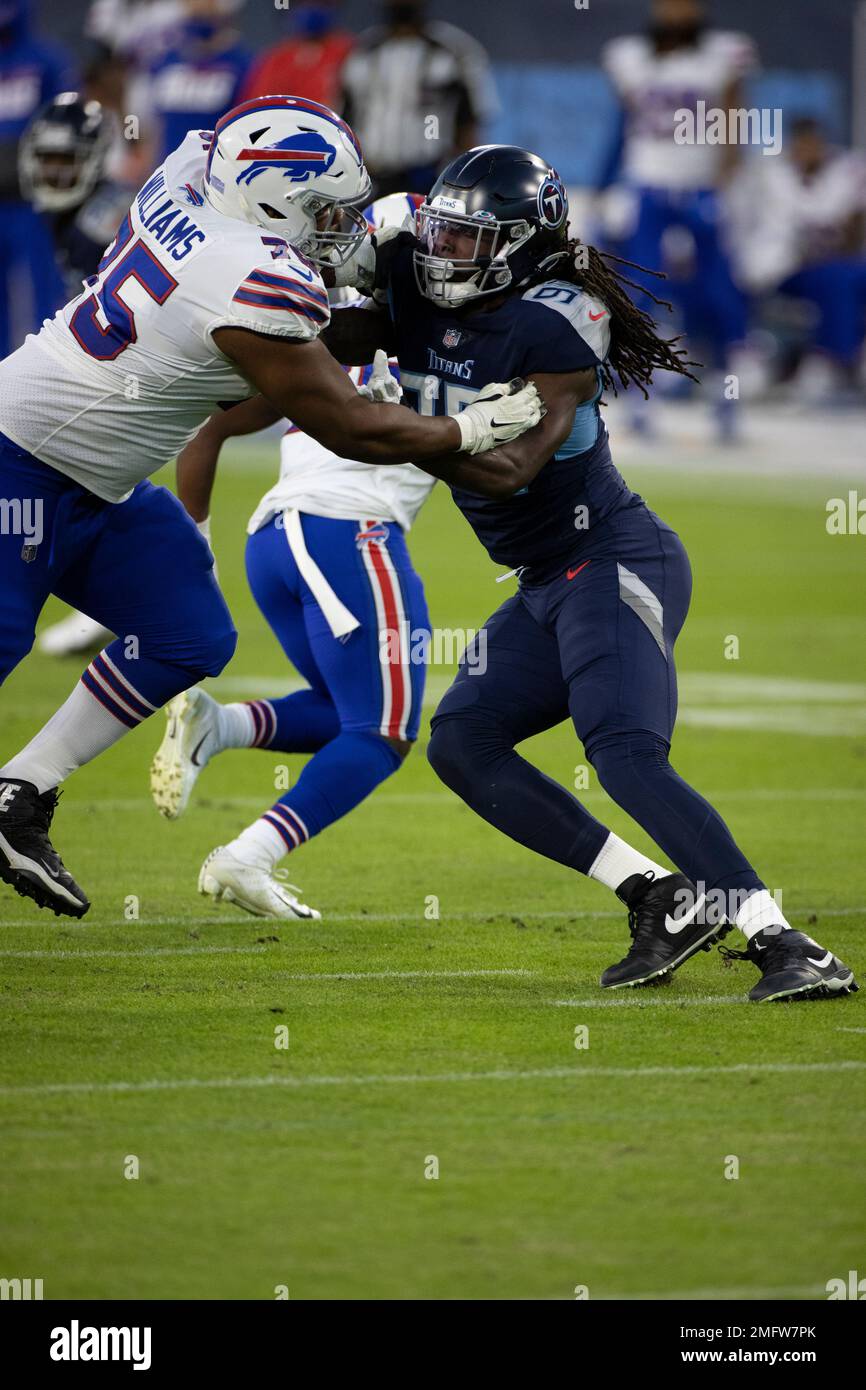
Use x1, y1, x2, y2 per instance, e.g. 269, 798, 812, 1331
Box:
386, 242, 642, 578
50, 180, 133, 299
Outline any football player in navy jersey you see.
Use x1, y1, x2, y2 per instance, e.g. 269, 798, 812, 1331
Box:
19, 92, 133, 658
322, 144, 856, 1004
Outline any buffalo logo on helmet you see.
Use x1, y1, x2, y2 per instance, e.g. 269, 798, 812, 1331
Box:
235, 131, 338, 186
537, 174, 567, 230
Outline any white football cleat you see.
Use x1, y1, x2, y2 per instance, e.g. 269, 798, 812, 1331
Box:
150, 686, 221, 820
198, 846, 321, 920
38, 611, 113, 657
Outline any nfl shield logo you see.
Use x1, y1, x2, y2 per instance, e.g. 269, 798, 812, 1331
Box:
443, 328, 462, 348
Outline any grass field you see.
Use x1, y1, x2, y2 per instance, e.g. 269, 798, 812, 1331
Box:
1, 430, 865, 1301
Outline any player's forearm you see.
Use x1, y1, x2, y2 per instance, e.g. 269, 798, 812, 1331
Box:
414, 441, 535, 499
176, 433, 220, 522
313, 394, 462, 464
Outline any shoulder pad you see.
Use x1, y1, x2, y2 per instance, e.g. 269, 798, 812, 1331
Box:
522, 280, 611, 360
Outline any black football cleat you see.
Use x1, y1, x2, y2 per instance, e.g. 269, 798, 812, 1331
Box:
0, 778, 90, 918
600, 871, 732, 989
720, 928, 857, 1003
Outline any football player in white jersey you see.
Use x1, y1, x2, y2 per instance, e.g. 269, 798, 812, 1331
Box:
148, 192, 434, 920
602, 0, 756, 435
0, 97, 544, 919
727, 117, 866, 397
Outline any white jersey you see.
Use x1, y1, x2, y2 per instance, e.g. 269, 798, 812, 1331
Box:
604, 30, 757, 190
0, 131, 329, 503
248, 363, 435, 536
727, 148, 866, 292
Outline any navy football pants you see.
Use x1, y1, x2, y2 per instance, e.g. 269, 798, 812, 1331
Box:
428, 509, 762, 896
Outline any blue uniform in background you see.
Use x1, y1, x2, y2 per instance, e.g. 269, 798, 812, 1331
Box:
0, 0, 73, 354
147, 20, 251, 164
385, 244, 761, 898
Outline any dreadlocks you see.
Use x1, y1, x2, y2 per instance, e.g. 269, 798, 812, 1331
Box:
558, 239, 701, 398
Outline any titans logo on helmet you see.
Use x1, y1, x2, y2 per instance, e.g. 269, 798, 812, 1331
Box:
537, 175, 567, 230
235, 132, 338, 187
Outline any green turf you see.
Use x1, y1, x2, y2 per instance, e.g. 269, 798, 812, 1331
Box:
1, 448, 864, 1300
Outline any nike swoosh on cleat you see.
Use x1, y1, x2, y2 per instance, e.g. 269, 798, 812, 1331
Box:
808, 951, 835, 968
664, 894, 707, 934
190, 735, 211, 768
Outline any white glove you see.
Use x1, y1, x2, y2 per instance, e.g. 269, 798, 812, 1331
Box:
356, 348, 402, 404
331, 232, 376, 291
331, 225, 405, 299
453, 379, 545, 455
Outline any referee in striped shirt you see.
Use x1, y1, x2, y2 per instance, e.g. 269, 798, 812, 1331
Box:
339, 1, 497, 198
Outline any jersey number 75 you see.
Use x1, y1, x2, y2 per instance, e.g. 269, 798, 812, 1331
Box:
69, 214, 179, 362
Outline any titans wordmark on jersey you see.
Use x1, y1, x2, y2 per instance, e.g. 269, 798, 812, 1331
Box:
384, 242, 640, 578
0, 131, 329, 503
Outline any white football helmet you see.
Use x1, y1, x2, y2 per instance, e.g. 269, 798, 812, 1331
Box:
362, 190, 424, 233
203, 95, 372, 267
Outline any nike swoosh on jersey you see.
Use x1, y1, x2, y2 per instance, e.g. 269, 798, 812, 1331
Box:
664, 894, 707, 934
566, 561, 591, 581
588, 310, 607, 321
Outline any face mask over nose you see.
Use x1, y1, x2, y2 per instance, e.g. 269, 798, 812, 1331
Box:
295, 5, 335, 39
649, 20, 705, 51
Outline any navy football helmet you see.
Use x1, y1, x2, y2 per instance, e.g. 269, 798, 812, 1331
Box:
19, 92, 110, 213
414, 145, 570, 306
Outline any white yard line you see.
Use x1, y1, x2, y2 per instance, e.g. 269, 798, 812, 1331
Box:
1, 1059, 862, 1100
1, 904, 862, 932
27, 787, 866, 812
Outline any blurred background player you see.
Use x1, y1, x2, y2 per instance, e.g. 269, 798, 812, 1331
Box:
0, 0, 74, 357
137, 0, 250, 168
601, 0, 756, 438
727, 116, 866, 402
338, 0, 496, 199
18, 90, 133, 657
241, 1, 353, 113
149, 192, 434, 921
83, 0, 184, 184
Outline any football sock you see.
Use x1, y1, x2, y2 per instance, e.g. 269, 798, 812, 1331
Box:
427, 716, 610, 873
735, 889, 791, 940
227, 730, 402, 871
589, 732, 764, 897
216, 692, 340, 754
0, 643, 172, 793
1, 680, 131, 794
588, 832, 668, 892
